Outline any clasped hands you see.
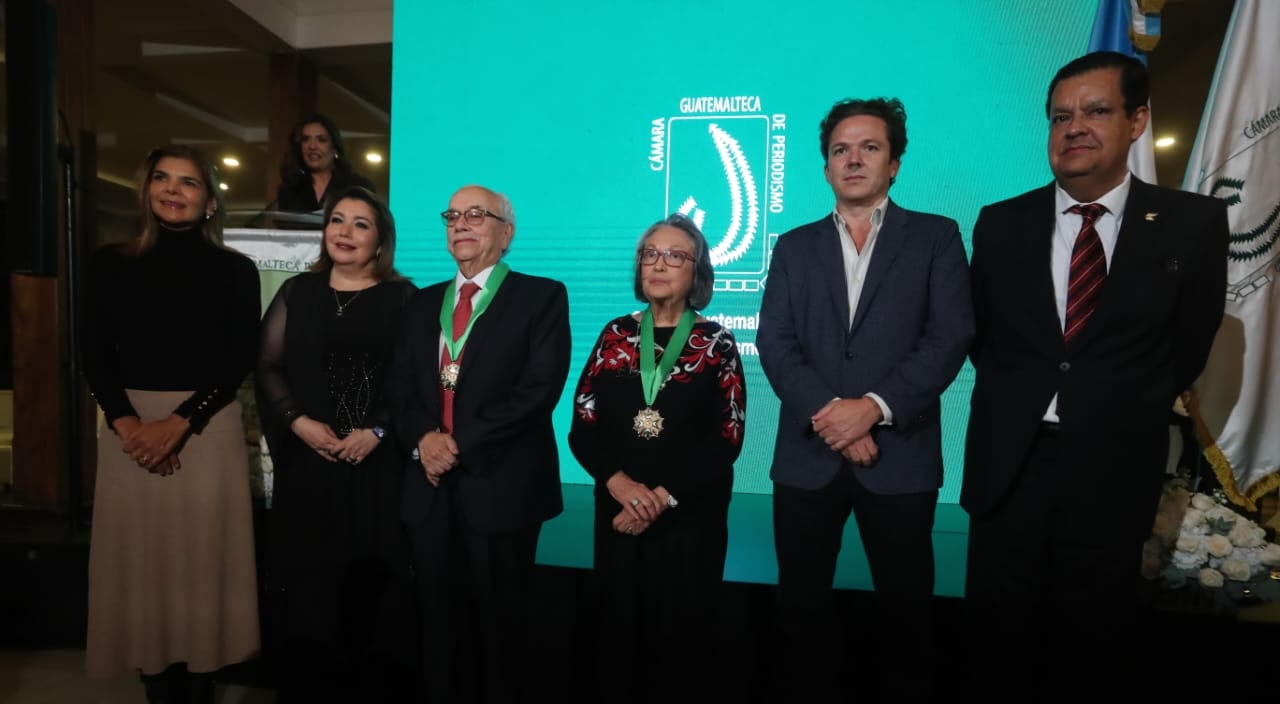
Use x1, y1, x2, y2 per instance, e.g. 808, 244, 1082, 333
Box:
417, 431, 459, 487
113, 415, 191, 476
811, 397, 882, 467
606, 471, 672, 536
291, 416, 381, 465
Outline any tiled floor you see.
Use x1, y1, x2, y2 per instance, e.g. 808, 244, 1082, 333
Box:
0, 650, 275, 704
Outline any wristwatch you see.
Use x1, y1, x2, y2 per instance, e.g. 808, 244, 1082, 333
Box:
370, 426, 386, 440
666, 493, 679, 509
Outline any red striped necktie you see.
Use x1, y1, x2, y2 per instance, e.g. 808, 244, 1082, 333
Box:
1064, 203, 1108, 342
441, 281, 480, 433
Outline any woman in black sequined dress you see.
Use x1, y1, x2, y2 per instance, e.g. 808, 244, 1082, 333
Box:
256, 186, 418, 701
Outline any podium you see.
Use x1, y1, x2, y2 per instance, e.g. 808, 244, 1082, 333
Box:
222, 223, 324, 506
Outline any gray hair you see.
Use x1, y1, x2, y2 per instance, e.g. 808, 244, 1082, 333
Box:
632, 213, 715, 311
493, 190, 515, 226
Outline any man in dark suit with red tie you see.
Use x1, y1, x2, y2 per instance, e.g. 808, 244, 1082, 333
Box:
962, 51, 1228, 695
388, 184, 571, 703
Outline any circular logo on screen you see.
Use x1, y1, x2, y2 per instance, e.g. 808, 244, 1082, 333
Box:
647, 100, 787, 293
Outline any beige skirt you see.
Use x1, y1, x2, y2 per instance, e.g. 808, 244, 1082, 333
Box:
85, 390, 260, 677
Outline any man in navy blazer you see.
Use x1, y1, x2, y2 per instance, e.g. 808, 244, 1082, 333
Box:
961, 52, 1227, 696
388, 184, 571, 704
758, 97, 974, 702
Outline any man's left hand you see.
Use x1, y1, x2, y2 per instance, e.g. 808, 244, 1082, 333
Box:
841, 434, 880, 467
417, 431, 459, 486
811, 397, 882, 452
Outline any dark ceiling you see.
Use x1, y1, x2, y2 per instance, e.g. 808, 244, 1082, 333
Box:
0, 0, 1235, 235
2, 0, 393, 229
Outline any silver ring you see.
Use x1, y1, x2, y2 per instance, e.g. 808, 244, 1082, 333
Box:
140, 456, 150, 464
630, 498, 640, 507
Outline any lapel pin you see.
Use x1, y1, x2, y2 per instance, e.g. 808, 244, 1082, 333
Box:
1145, 212, 1158, 222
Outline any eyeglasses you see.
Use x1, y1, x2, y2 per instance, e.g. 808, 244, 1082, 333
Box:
638, 248, 695, 268
441, 207, 508, 227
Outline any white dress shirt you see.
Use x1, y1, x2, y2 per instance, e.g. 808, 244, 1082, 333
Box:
834, 199, 893, 424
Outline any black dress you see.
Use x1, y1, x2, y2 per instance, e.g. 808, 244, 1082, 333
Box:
255, 271, 418, 700
568, 315, 746, 702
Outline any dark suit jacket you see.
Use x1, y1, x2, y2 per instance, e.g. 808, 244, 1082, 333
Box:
758, 201, 975, 495
388, 268, 572, 535
961, 178, 1228, 540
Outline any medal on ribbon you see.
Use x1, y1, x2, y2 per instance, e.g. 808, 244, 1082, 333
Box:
440, 362, 461, 391
633, 307, 696, 439
438, 262, 510, 391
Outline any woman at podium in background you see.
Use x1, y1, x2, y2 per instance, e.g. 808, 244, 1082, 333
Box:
568, 213, 747, 702
255, 185, 418, 701
274, 113, 376, 214
82, 145, 262, 703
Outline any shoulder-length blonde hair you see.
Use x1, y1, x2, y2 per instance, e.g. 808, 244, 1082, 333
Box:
126, 145, 227, 255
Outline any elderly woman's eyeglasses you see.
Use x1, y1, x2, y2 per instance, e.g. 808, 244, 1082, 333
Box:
638, 248, 694, 268
441, 207, 507, 227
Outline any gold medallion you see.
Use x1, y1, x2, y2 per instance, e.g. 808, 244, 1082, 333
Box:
440, 361, 461, 391
632, 407, 664, 439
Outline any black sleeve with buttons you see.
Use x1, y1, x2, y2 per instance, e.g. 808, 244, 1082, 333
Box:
82, 225, 262, 432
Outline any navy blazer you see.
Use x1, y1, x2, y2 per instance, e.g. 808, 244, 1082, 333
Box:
961, 179, 1227, 540
388, 268, 572, 535
758, 201, 975, 495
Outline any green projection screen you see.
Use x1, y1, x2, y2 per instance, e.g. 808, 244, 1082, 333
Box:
390, 0, 1097, 502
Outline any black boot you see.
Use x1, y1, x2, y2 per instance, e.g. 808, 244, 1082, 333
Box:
139, 666, 180, 704
140, 675, 174, 704
187, 671, 216, 704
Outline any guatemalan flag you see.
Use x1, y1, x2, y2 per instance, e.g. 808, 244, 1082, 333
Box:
1087, 0, 1159, 184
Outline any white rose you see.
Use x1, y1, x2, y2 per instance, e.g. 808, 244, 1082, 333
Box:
1259, 543, 1280, 567
1235, 547, 1264, 574
1206, 534, 1234, 558
1176, 535, 1201, 554
1198, 568, 1225, 588
1181, 509, 1206, 530
1191, 493, 1216, 511
1221, 558, 1252, 582
1229, 522, 1266, 548
1172, 545, 1208, 570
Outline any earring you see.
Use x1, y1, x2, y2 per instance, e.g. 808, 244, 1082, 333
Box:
204, 211, 213, 221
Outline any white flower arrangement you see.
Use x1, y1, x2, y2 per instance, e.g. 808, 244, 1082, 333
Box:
1144, 481, 1280, 612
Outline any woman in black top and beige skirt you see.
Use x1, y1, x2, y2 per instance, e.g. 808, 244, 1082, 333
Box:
83, 145, 262, 703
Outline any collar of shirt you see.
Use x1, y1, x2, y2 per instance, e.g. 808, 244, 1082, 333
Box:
453, 263, 498, 304
1053, 173, 1130, 254
831, 197, 889, 241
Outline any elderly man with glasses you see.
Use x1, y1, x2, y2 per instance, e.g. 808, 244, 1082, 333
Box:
388, 184, 572, 704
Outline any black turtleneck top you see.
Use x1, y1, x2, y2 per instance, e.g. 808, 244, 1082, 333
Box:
83, 224, 262, 431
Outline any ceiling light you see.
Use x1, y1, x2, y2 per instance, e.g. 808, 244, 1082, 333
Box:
222, 157, 240, 167
1155, 136, 1176, 149
219, 182, 229, 191
365, 152, 383, 164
